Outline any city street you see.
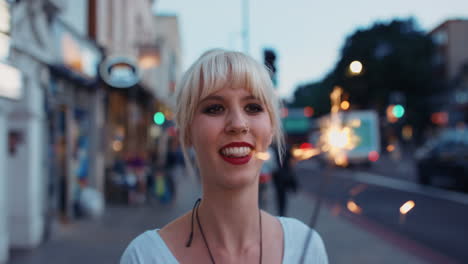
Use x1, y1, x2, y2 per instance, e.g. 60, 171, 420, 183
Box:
297, 154, 468, 263
1, 1, 467, 264
8, 163, 458, 264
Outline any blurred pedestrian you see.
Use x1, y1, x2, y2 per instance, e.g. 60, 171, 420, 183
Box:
272, 143, 298, 216
163, 136, 179, 203
152, 130, 178, 204
126, 151, 147, 205
121, 49, 327, 263
258, 146, 277, 209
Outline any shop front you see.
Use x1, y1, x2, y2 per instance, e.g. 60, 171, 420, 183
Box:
46, 17, 104, 223
0, 61, 22, 264
100, 55, 160, 204
0, 0, 23, 260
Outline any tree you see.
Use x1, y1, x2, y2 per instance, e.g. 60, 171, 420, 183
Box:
291, 18, 441, 138
290, 81, 331, 117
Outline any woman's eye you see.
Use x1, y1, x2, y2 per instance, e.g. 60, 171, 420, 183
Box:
203, 104, 224, 114
245, 103, 264, 113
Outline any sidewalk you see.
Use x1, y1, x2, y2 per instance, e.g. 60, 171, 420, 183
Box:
8, 166, 201, 264
261, 183, 428, 264
9, 165, 428, 264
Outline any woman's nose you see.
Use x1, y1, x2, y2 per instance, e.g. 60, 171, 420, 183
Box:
225, 109, 249, 134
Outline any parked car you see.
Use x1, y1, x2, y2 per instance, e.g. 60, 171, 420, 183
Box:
415, 128, 468, 191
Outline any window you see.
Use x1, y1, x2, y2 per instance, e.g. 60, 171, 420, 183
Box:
0, 0, 11, 61
432, 30, 447, 45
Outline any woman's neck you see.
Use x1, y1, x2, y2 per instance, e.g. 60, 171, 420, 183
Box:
198, 183, 261, 251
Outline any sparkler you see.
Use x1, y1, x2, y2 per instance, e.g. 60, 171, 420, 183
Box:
317, 86, 360, 167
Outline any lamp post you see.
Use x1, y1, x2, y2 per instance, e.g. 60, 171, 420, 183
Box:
242, 0, 249, 54
349, 60, 363, 76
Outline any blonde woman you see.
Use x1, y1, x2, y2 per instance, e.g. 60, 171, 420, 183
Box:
120, 49, 328, 263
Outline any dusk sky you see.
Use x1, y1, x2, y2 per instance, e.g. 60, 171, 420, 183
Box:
154, 0, 468, 100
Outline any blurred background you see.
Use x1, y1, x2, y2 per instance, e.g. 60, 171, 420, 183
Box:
0, 0, 467, 263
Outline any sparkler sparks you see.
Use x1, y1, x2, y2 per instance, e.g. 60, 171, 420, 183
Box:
317, 86, 361, 166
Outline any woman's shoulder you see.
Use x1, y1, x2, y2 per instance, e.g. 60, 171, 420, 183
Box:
278, 217, 329, 263
277, 216, 310, 232
120, 229, 178, 264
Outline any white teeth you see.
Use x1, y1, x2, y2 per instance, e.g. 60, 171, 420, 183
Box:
221, 147, 251, 157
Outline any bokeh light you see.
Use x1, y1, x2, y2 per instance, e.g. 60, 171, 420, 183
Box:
347, 200, 363, 214
400, 200, 415, 215
349, 60, 363, 75
153, 112, 165, 125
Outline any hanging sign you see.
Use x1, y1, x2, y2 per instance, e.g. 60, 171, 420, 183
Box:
99, 56, 140, 89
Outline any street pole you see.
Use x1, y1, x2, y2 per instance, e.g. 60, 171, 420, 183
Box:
242, 0, 249, 54
0, 102, 8, 263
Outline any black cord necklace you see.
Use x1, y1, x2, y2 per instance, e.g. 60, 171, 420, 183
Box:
186, 198, 263, 264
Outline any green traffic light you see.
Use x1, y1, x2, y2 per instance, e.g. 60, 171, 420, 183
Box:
154, 112, 165, 125
392, 105, 405, 118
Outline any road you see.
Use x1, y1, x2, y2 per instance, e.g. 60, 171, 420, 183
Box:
296, 156, 468, 263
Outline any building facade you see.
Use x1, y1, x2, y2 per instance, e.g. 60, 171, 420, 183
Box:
1, 0, 183, 261
429, 19, 468, 125
430, 19, 468, 80
152, 15, 182, 109
6, 0, 58, 252
2, 1, 104, 263
0, 1, 22, 261
91, 0, 182, 177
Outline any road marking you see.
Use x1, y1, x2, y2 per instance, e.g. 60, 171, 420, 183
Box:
339, 171, 468, 206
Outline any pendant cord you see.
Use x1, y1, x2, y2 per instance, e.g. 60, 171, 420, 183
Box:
196, 200, 216, 264
259, 208, 263, 264
186, 198, 263, 264
185, 198, 201, 247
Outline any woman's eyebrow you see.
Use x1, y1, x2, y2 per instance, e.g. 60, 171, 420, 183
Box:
200, 95, 224, 103
200, 95, 257, 103
242, 95, 258, 101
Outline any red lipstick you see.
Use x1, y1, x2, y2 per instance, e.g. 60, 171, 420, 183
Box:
220, 142, 254, 149
219, 142, 254, 165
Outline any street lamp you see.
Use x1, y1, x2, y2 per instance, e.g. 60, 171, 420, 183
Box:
349, 60, 363, 76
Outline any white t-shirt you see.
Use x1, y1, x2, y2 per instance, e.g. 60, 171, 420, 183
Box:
120, 217, 328, 264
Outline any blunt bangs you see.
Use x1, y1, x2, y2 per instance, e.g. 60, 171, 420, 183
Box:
193, 50, 274, 119
174, 49, 285, 171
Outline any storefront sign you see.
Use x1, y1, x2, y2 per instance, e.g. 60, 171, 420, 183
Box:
0, 62, 22, 100
0, 0, 11, 61
100, 56, 140, 88
0, 1, 11, 34
52, 18, 102, 82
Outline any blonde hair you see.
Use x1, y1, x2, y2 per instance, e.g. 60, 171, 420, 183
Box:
174, 49, 284, 171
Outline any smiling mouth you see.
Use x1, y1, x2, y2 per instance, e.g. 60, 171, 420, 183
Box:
220, 146, 252, 157
219, 143, 254, 165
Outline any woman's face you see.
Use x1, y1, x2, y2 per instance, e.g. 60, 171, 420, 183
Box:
190, 86, 273, 189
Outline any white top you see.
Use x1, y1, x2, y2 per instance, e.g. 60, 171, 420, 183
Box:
120, 217, 328, 264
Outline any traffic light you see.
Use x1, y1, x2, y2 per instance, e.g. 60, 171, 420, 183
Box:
303, 106, 314, 117
263, 49, 277, 86
386, 104, 405, 123
392, 104, 405, 118
153, 112, 165, 125
388, 92, 405, 121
